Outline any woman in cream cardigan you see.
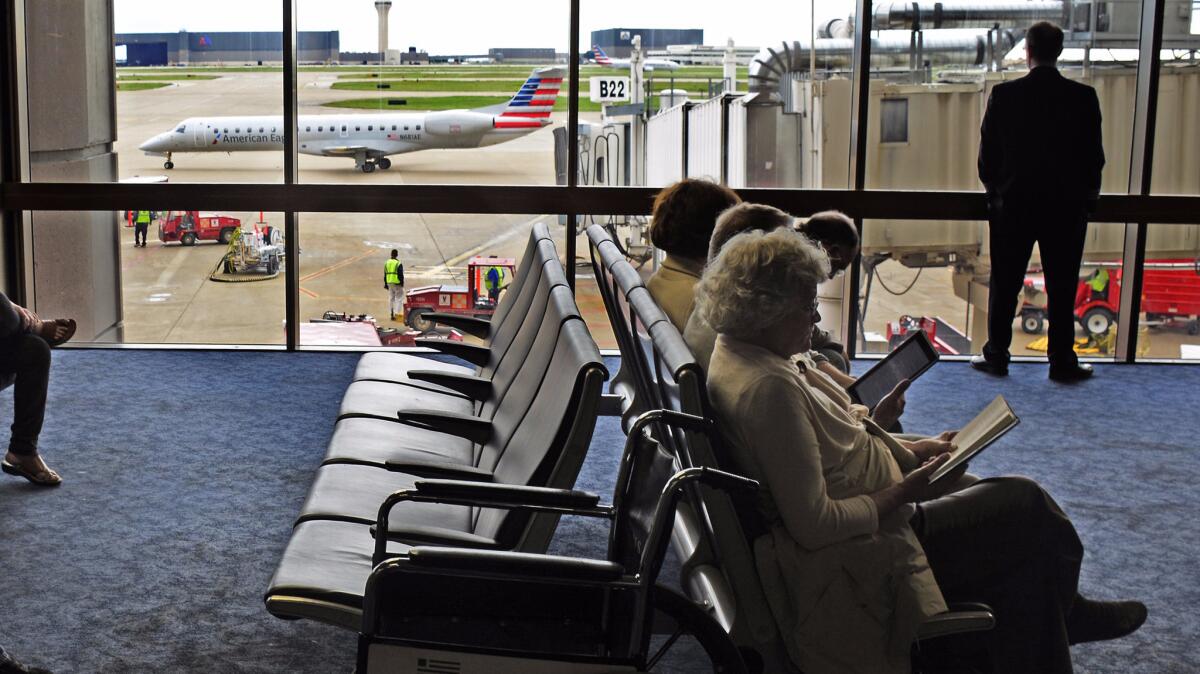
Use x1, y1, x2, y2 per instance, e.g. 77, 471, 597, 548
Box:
697, 229, 1145, 673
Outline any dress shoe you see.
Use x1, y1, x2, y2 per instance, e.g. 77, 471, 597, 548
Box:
1049, 363, 1094, 383
0, 647, 53, 674
1066, 597, 1147, 645
970, 355, 1008, 376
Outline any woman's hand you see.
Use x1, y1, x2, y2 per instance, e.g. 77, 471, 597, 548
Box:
907, 431, 958, 463
869, 453, 953, 516
900, 454, 969, 503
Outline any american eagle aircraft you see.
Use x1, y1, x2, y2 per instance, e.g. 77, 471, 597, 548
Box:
590, 45, 680, 72
138, 66, 563, 173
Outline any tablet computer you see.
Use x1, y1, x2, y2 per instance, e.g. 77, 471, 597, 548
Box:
847, 330, 939, 410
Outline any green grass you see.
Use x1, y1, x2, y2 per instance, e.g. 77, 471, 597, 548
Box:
116, 81, 172, 91
116, 74, 219, 81
332, 79, 534, 93
323, 95, 604, 112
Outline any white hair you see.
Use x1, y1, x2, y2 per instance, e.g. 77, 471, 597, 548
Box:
695, 228, 830, 340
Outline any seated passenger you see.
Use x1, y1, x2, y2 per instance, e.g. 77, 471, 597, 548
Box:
683, 206, 908, 429
696, 229, 1146, 674
645, 178, 741, 331
795, 210, 860, 380
0, 290, 73, 486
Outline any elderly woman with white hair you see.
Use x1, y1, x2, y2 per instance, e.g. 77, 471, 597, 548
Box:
697, 229, 1145, 674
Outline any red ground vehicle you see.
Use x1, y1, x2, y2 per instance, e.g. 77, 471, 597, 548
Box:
886, 315, 971, 354
405, 256, 517, 332
159, 211, 241, 246
1073, 260, 1200, 336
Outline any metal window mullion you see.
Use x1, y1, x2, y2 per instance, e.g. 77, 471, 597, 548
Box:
566, 0, 580, 291
283, 0, 299, 350
1116, 0, 1166, 362
845, 0, 875, 359
2, 0, 32, 303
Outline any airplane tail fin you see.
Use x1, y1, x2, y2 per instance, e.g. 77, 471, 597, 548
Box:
592, 45, 612, 64
498, 66, 564, 120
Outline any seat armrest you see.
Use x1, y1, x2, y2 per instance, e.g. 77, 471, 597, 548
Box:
407, 370, 492, 401
384, 459, 494, 481
414, 339, 490, 368
406, 547, 625, 582
422, 313, 491, 339
916, 608, 996, 641
412, 479, 604, 511
396, 409, 492, 444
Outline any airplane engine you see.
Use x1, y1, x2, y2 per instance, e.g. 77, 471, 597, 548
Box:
423, 111, 493, 137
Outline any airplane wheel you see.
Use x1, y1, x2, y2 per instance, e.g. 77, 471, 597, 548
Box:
378, 158, 392, 170
361, 162, 376, 174
164, 161, 174, 170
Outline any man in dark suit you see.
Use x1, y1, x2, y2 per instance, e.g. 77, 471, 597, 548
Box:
974, 21, 1104, 382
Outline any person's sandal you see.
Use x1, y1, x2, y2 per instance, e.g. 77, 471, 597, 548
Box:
36, 319, 76, 347
1, 460, 63, 487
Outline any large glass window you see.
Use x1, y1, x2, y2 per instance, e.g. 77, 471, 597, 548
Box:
855, 220, 1125, 361
1135, 225, 1200, 360
296, 2, 567, 184
109, 1, 284, 183
296, 211, 574, 347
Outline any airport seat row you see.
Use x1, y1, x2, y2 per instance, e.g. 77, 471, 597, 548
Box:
585, 224, 997, 672
264, 225, 609, 631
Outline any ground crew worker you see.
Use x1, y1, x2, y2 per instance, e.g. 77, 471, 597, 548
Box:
133, 210, 151, 247
384, 249, 405, 321
484, 265, 503, 305
1086, 267, 1110, 300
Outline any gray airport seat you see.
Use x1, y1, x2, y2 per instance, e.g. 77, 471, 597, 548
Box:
299, 318, 603, 528
337, 263, 570, 423
325, 283, 580, 469
351, 224, 555, 386
265, 320, 607, 629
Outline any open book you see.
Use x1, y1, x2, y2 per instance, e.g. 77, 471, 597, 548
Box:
929, 395, 1020, 483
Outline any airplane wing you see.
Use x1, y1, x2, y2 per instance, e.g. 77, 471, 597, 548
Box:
319, 145, 377, 157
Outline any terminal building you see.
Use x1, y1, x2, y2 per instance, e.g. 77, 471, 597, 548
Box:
590, 27, 704, 56
115, 30, 341, 65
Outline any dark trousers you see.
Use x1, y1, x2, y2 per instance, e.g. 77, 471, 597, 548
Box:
984, 209, 1088, 368
911, 477, 1083, 674
134, 222, 149, 245
0, 332, 50, 456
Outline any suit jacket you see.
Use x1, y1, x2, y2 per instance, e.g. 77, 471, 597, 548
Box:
978, 66, 1105, 216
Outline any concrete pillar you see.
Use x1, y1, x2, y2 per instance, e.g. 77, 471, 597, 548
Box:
25, 0, 122, 341
375, 1, 391, 60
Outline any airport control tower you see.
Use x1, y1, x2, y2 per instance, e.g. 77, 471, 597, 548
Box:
375, 1, 392, 60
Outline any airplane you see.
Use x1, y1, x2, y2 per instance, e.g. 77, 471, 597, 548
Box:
138, 66, 563, 173
590, 45, 680, 72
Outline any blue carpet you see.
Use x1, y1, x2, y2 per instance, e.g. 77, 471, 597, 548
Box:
0, 352, 1195, 672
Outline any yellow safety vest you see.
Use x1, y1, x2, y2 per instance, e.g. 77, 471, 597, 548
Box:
385, 258, 402, 285
136, 211, 151, 224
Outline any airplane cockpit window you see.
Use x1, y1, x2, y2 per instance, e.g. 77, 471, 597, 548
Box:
175, 125, 186, 133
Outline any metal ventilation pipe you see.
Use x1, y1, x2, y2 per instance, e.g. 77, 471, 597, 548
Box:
872, 1, 1066, 29
747, 29, 1019, 93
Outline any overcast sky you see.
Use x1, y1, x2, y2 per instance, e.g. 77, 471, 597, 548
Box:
115, 0, 856, 54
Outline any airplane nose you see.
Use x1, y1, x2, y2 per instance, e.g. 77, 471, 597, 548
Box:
139, 133, 169, 152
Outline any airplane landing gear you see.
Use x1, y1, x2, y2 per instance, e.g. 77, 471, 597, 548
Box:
360, 162, 377, 174
378, 158, 392, 170
164, 153, 174, 170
